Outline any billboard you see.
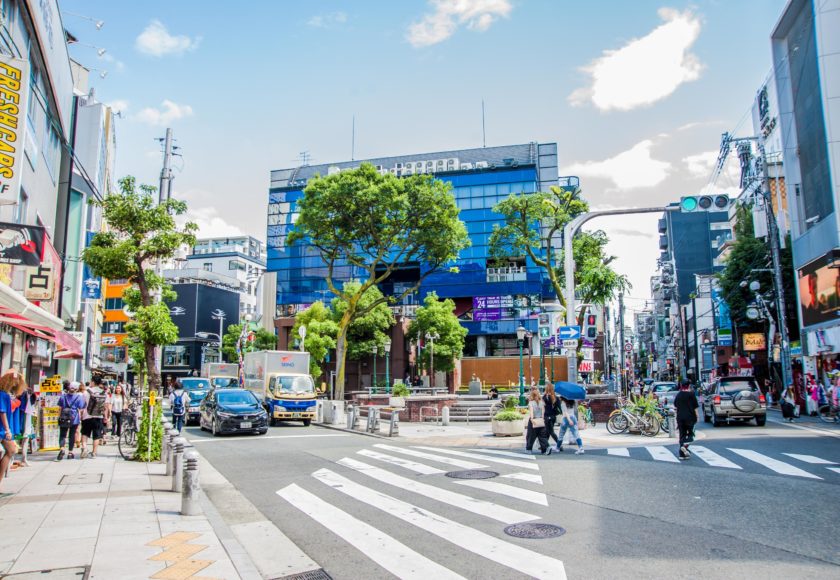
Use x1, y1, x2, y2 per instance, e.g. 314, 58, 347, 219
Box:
81, 231, 101, 299
0, 222, 45, 266
0, 55, 29, 206
798, 257, 840, 328
743, 333, 767, 352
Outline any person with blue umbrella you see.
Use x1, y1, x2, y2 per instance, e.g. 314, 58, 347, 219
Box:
554, 381, 586, 454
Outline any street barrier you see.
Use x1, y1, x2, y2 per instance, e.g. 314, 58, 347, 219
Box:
388, 410, 399, 437
172, 437, 186, 493
165, 428, 179, 475
181, 450, 201, 516
419, 406, 439, 424
161, 421, 173, 460
668, 413, 677, 439
346, 405, 356, 430
442, 406, 450, 426
366, 407, 380, 433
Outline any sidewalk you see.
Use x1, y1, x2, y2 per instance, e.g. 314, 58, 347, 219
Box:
0, 442, 243, 579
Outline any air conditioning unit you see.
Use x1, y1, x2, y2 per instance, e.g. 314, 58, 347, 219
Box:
447, 158, 459, 170
395, 163, 403, 169
415, 162, 424, 171
389, 168, 397, 174
475, 161, 489, 169
436, 159, 445, 168
460, 162, 474, 170
403, 168, 413, 176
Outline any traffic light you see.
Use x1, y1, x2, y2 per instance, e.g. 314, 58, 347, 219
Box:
584, 313, 598, 340
680, 194, 730, 213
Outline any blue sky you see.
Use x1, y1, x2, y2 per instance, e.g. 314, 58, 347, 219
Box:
63, 0, 788, 303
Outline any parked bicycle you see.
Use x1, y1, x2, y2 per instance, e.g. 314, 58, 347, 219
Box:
817, 402, 839, 424
118, 400, 141, 460
577, 400, 596, 427
607, 396, 661, 436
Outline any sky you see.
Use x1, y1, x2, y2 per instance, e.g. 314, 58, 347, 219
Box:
62, 0, 788, 306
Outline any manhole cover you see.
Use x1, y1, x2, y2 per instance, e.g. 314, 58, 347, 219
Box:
59, 473, 103, 486
445, 470, 499, 479
280, 569, 333, 580
504, 523, 566, 539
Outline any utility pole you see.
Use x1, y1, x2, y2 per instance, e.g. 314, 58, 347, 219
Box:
618, 292, 625, 394
691, 294, 700, 384
158, 128, 174, 204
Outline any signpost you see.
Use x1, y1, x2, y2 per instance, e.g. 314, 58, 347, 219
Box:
147, 389, 156, 462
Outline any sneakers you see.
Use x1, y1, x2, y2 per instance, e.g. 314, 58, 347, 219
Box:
679, 446, 690, 460
56, 449, 65, 461
89, 453, 97, 459
575, 448, 585, 455
541, 448, 553, 456
67, 453, 75, 460
557, 446, 564, 453
80, 447, 88, 459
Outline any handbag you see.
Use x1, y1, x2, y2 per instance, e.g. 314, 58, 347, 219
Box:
531, 417, 545, 428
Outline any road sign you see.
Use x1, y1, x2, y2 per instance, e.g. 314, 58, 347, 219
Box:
149, 391, 157, 407
624, 342, 633, 352
558, 326, 581, 340
539, 326, 551, 339
562, 339, 578, 348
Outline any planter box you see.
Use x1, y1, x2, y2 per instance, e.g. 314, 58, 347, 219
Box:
389, 396, 406, 409
492, 418, 525, 437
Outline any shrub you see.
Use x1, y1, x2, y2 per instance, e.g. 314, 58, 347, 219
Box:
494, 409, 523, 422
391, 383, 410, 397
135, 399, 163, 461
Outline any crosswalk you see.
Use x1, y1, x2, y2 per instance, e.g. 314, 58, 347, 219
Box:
595, 444, 839, 480
275, 444, 566, 579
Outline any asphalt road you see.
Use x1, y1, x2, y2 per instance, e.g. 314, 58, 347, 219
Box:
186, 415, 840, 579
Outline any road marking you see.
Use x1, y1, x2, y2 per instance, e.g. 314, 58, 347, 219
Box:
828, 467, 840, 475
469, 449, 536, 460
337, 457, 538, 523
412, 446, 539, 471
769, 417, 840, 439
312, 469, 567, 580
728, 449, 822, 479
357, 449, 446, 475
607, 448, 630, 457
646, 446, 680, 463
688, 446, 742, 469
373, 444, 487, 469
782, 453, 837, 465
501, 472, 543, 485
276, 484, 464, 580
188, 434, 349, 443
452, 479, 548, 506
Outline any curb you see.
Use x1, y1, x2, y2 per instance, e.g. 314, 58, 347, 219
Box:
312, 421, 390, 439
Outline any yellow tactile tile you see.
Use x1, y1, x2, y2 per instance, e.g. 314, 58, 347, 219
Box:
150, 559, 213, 580
149, 543, 207, 562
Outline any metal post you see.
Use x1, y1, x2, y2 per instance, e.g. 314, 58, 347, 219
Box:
429, 339, 435, 388
385, 348, 390, 394
518, 339, 525, 406
388, 410, 399, 437
691, 294, 700, 385
539, 339, 546, 385
619, 292, 626, 394
171, 437, 185, 493
372, 350, 378, 392
181, 450, 200, 516
550, 346, 555, 382
165, 428, 178, 475
526, 332, 533, 387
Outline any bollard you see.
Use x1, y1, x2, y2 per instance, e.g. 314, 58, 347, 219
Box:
181, 450, 201, 516
172, 437, 186, 492
165, 429, 179, 475
161, 421, 173, 460
668, 413, 677, 439
388, 410, 399, 437
442, 406, 450, 426
346, 406, 355, 430
366, 408, 375, 433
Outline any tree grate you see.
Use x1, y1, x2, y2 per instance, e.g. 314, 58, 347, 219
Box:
444, 470, 499, 479
279, 569, 333, 580
504, 523, 566, 539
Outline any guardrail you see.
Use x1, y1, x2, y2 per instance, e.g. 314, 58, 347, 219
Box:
419, 406, 440, 424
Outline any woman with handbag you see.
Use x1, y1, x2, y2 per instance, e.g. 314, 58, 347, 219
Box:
525, 388, 552, 455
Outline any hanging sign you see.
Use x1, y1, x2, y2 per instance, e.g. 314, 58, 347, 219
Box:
0, 55, 29, 206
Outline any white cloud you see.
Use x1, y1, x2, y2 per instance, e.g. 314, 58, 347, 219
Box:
406, 0, 512, 48
100, 53, 125, 72
307, 11, 348, 28
182, 206, 244, 238
134, 100, 194, 126
562, 140, 671, 189
107, 100, 129, 114
135, 20, 201, 57
569, 8, 703, 111
682, 150, 718, 178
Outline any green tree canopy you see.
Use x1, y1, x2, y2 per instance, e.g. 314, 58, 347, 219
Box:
407, 293, 468, 374
83, 176, 197, 391
331, 282, 395, 361
288, 163, 469, 398
291, 301, 339, 377
222, 323, 278, 363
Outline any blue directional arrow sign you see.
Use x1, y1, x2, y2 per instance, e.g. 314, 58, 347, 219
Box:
558, 326, 581, 340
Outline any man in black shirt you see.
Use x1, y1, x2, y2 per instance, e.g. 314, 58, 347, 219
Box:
673, 381, 699, 460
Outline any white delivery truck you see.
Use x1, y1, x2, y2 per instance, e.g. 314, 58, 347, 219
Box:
243, 351, 316, 426
201, 362, 240, 389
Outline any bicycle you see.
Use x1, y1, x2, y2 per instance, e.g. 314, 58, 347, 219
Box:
577, 400, 596, 427
607, 397, 660, 436
817, 402, 839, 424
118, 403, 140, 460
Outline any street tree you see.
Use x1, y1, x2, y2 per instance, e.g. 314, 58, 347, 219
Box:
407, 292, 468, 376
291, 301, 339, 378
288, 163, 469, 399
222, 324, 278, 363
489, 186, 630, 330
83, 176, 197, 392
331, 282, 395, 362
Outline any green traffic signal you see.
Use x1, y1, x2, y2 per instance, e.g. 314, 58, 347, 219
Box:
681, 197, 698, 212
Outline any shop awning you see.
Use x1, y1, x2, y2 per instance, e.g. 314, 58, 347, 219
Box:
0, 282, 83, 358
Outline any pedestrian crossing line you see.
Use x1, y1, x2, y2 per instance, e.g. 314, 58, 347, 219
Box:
373, 444, 488, 469
452, 479, 549, 506
312, 468, 567, 580
412, 446, 540, 471
357, 449, 446, 475
607, 448, 630, 457
828, 467, 840, 475
276, 484, 465, 580
646, 446, 680, 463
336, 457, 539, 524
689, 446, 742, 469
501, 472, 543, 485
782, 453, 837, 465
469, 449, 536, 460
728, 449, 822, 479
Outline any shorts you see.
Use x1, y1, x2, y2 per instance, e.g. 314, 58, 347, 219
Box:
81, 417, 104, 439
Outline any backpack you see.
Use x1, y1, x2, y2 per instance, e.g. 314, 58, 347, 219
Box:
172, 392, 185, 416
87, 390, 107, 417
59, 394, 78, 428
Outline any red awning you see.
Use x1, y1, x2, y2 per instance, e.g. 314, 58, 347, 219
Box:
0, 282, 83, 358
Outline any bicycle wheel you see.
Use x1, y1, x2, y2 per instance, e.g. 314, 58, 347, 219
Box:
817, 405, 837, 423
607, 412, 629, 434
587, 410, 596, 427
641, 414, 660, 437
118, 427, 138, 460
658, 414, 670, 433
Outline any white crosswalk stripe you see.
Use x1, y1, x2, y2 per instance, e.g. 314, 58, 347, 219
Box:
782, 453, 837, 465
501, 472, 543, 485
336, 457, 539, 523
412, 446, 540, 471
469, 448, 536, 460
452, 479, 548, 506
689, 446, 742, 469
357, 448, 446, 475
276, 484, 465, 580
607, 448, 630, 457
728, 449, 822, 479
828, 467, 840, 475
312, 468, 567, 579
373, 444, 488, 469
646, 446, 680, 463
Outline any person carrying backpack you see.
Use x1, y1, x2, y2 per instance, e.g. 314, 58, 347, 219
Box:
57, 382, 86, 460
169, 381, 190, 433
81, 376, 107, 458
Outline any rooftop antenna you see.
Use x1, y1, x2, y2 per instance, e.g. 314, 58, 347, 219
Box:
481, 99, 486, 148
299, 151, 311, 166
351, 115, 355, 161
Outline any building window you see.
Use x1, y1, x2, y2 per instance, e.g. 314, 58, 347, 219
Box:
102, 346, 126, 363
203, 262, 212, 271
105, 297, 124, 310
229, 259, 246, 271
163, 345, 189, 367
105, 321, 125, 334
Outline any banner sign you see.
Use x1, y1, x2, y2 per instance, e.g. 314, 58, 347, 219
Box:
743, 333, 767, 352
0, 55, 29, 207
472, 294, 539, 321
0, 222, 45, 266
39, 375, 62, 451
81, 231, 101, 299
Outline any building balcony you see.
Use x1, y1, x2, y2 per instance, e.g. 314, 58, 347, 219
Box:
486, 266, 527, 283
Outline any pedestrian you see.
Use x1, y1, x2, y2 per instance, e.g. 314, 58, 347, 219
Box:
0, 370, 24, 497
103, 386, 113, 436
525, 388, 551, 455
556, 396, 584, 454
488, 386, 499, 400
169, 380, 190, 433
81, 377, 107, 458
109, 384, 127, 437
56, 382, 85, 460
673, 381, 699, 460
543, 383, 561, 449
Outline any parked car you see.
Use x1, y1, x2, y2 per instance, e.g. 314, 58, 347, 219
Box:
647, 381, 680, 407
199, 388, 269, 436
703, 376, 766, 426
180, 377, 211, 425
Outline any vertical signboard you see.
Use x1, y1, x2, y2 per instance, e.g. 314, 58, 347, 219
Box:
81, 231, 101, 299
0, 55, 29, 206
39, 375, 62, 450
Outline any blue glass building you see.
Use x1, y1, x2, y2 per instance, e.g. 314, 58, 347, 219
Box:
267, 143, 561, 357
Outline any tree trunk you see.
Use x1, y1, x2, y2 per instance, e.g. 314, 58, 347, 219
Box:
334, 311, 352, 400
144, 344, 160, 394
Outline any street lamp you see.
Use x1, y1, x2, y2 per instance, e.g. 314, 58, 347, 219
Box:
383, 337, 392, 394
298, 325, 307, 352
516, 325, 526, 406
425, 332, 439, 388
371, 343, 379, 393
196, 331, 222, 363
